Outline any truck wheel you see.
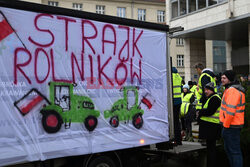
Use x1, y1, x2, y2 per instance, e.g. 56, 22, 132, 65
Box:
87, 156, 116, 167
132, 113, 143, 129
85, 116, 98, 131
42, 110, 63, 133
109, 116, 119, 128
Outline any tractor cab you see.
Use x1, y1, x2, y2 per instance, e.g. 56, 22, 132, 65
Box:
124, 87, 139, 110
54, 84, 71, 111
49, 82, 74, 110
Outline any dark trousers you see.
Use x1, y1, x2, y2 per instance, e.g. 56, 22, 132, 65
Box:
222, 127, 243, 167
173, 104, 181, 143
185, 105, 196, 135
206, 139, 217, 167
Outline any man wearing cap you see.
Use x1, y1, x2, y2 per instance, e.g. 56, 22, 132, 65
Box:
197, 82, 221, 167
220, 70, 245, 167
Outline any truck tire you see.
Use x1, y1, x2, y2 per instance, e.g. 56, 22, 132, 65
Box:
42, 110, 63, 133
87, 156, 116, 167
109, 116, 119, 128
132, 113, 143, 129
85, 116, 98, 131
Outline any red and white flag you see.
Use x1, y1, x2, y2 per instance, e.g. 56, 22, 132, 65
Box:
0, 12, 14, 42
141, 93, 155, 109
14, 89, 49, 116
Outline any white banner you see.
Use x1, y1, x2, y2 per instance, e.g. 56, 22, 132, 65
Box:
0, 6, 169, 166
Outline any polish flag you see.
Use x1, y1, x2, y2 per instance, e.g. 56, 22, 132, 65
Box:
0, 12, 14, 42
141, 93, 155, 109
14, 89, 50, 116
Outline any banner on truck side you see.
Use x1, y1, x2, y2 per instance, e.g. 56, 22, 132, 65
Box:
0, 6, 169, 166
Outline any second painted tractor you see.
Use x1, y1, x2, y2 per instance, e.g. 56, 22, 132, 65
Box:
104, 86, 144, 129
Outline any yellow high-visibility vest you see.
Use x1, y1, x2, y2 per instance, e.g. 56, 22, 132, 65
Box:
172, 73, 182, 99
200, 94, 221, 124
180, 92, 193, 117
190, 85, 197, 93
196, 73, 217, 109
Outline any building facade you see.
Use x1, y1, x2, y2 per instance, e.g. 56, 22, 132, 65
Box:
166, 0, 250, 82
22, 0, 166, 24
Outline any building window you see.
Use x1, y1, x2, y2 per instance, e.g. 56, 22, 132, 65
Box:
96, 5, 105, 14
198, 0, 206, 9
73, 3, 82, 10
171, 1, 178, 18
48, 1, 58, 7
213, 41, 226, 74
177, 55, 184, 67
157, 10, 165, 23
171, 0, 227, 18
189, 0, 197, 13
176, 38, 184, 46
117, 7, 126, 18
138, 9, 146, 21
208, 0, 217, 6
180, 0, 187, 15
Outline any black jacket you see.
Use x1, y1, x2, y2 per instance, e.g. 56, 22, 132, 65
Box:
198, 93, 221, 140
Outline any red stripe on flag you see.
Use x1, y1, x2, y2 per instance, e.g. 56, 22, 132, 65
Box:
142, 97, 152, 109
20, 95, 43, 115
0, 19, 14, 42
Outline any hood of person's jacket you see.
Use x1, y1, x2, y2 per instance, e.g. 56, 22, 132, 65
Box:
231, 83, 245, 94
172, 67, 178, 73
202, 68, 215, 78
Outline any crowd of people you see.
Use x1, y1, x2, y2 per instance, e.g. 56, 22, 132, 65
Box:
172, 63, 247, 167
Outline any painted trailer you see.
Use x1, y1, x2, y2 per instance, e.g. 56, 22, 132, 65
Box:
0, 0, 176, 166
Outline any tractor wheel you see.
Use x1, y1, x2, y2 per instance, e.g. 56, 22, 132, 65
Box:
109, 116, 119, 128
42, 110, 63, 133
132, 113, 143, 129
85, 116, 98, 132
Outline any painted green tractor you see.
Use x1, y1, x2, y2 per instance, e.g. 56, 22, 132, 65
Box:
41, 82, 100, 133
104, 86, 144, 129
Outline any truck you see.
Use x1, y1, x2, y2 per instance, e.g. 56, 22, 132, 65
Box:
0, 0, 201, 167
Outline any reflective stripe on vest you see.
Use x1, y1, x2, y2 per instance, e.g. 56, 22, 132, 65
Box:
172, 73, 182, 99
200, 94, 221, 124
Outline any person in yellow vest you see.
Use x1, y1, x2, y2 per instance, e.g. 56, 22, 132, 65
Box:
195, 63, 217, 110
180, 84, 195, 141
197, 82, 221, 167
172, 67, 182, 145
